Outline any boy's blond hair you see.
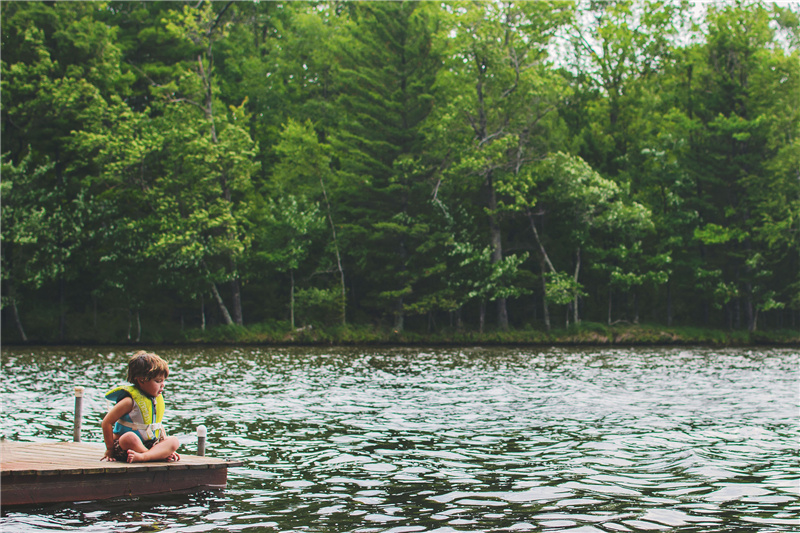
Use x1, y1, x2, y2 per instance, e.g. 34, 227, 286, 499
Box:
127, 351, 170, 383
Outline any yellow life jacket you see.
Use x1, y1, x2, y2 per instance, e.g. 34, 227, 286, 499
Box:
105, 385, 165, 441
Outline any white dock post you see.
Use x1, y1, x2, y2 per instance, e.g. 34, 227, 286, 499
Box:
197, 425, 207, 456
73, 386, 84, 442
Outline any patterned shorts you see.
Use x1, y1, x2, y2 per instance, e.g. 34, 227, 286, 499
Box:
111, 435, 162, 462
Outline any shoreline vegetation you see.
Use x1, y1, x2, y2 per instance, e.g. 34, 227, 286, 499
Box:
4, 323, 798, 348
3, 2, 799, 350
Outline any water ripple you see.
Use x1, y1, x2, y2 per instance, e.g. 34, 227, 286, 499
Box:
1, 346, 798, 532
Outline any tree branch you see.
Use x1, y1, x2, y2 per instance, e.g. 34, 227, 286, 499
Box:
208, 1, 234, 37
527, 208, 556, 273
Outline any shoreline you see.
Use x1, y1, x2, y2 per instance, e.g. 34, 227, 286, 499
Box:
2, 323, 798, 348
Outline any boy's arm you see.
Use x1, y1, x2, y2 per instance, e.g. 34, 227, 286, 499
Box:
101, 397, 133, 461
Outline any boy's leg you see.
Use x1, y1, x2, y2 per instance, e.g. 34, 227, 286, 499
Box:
117, 432, 149, 456
127, 435, 180, 463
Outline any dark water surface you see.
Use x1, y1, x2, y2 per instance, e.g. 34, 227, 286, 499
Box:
1, 346, 797, 532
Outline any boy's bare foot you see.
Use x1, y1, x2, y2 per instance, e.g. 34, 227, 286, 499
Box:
127, 450, 147, 463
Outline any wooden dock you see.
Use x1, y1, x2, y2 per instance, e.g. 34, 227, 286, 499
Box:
1, 441, 243, 506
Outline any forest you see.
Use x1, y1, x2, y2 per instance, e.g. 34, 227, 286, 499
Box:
2, 0, 799, 344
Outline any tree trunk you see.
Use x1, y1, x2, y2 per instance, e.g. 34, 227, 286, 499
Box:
394, 297, 405, 332
228, 256, 243, 326
318, 175, 346, 326
541, 259, 551, 333
573, 247, 581, 325
488, 174, 508, 331
198, 35, 245, 329
4, 253, 28, 342
200, 294, 206, 331
230, 276, 244, 326
11, 296, 28, 342
529, 211, 555, 333
527, 211, 556, 270
666, 278, 673, 327
290, 270, 295, 330
497, 298, 508, 330
210, 281, 234, 325
59, 275, 66, 341
745, 282, 756, 332
135, 309, 141, 342
607, 285, 613, 326
479, 301, 486, 334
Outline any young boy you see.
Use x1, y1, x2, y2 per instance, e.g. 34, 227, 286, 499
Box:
102, 351, 181, 463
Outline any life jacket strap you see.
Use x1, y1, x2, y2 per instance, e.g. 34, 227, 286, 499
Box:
116, 420, 165, 440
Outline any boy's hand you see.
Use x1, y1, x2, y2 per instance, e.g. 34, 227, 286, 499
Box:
101, 449, 116, 461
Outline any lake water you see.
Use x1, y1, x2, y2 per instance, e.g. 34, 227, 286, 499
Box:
1, 346, 798, 532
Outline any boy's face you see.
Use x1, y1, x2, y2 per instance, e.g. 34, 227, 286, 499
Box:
136, 374, 166, 398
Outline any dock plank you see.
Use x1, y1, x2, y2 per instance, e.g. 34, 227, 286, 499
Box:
1, 441, 243, 506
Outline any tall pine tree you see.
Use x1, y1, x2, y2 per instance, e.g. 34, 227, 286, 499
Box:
333, 1, 441, 330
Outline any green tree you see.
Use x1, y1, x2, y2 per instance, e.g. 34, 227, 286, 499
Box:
159, 2, 261, 326
216, 1, 344, 186
330, 1, 442, 331
565, 0, 689, 177
256, 196, 325, 329
0, 153, 54, 341
448, 240, 530, 333
273, 119, 346, 325
1, 1, 134, 339
687, 2, 799, 330
431, 0, 572, 330
561, 0, 690, 325
71, 96, 161, 340
498, 152, 654, 329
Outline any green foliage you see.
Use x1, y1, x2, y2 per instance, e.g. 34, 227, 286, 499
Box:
295, 287, 341, 327
259, 195, 325, 272
545, 271, 585, 306
449, 241, 531, 306
1, 1, 797, 342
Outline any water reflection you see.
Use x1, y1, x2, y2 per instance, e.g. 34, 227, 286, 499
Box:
1, 346, 798, 532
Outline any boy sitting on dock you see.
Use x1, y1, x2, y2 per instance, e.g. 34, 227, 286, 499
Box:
101, 351, 181, 463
